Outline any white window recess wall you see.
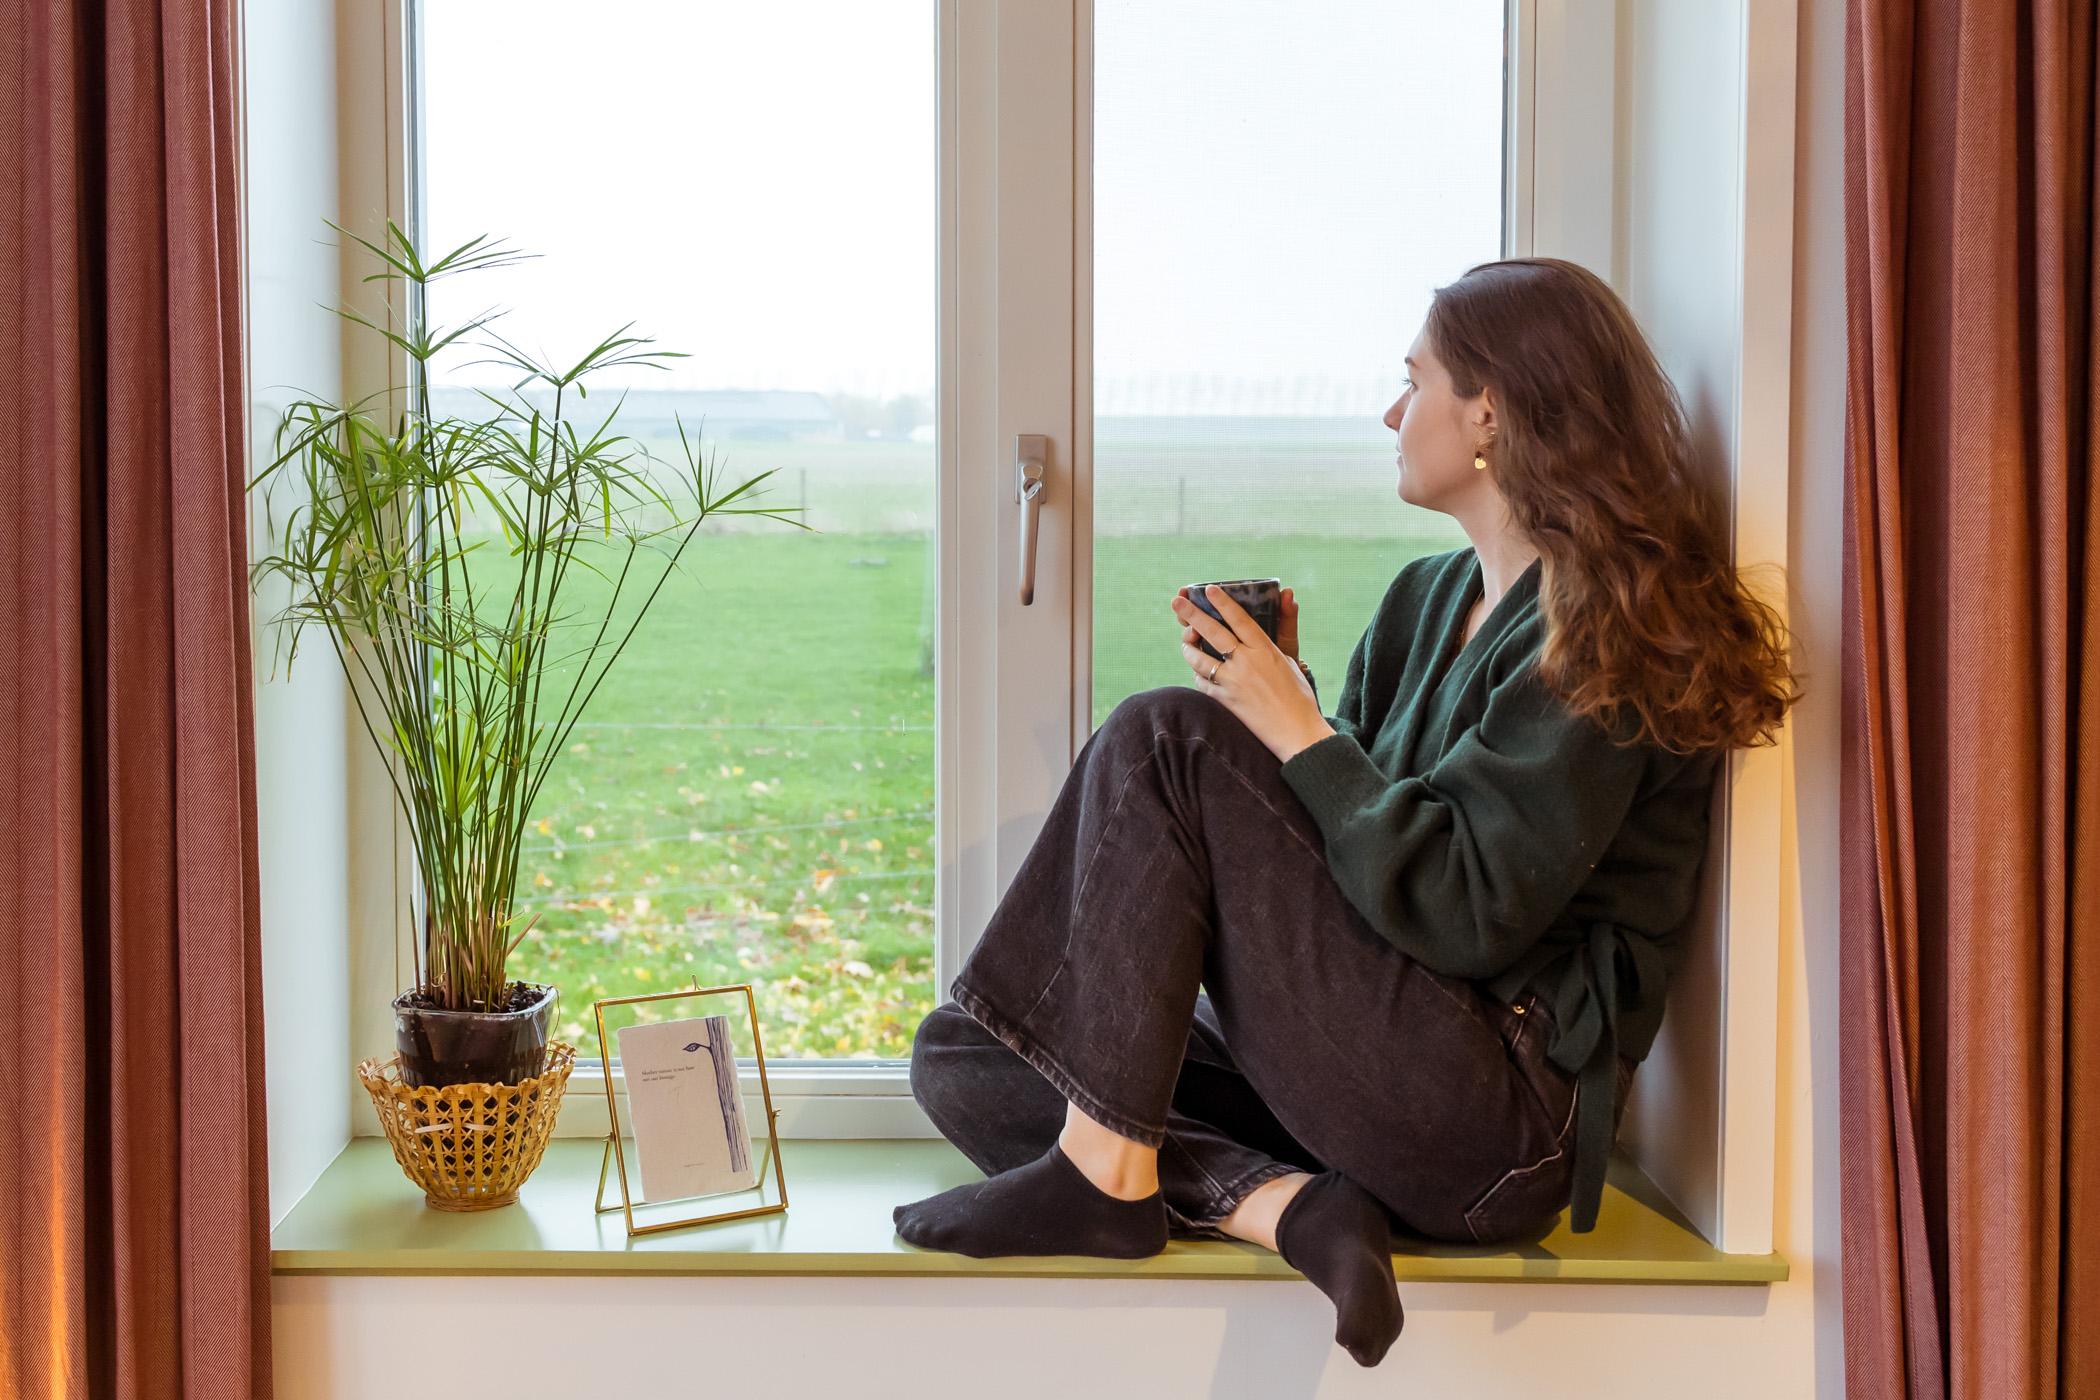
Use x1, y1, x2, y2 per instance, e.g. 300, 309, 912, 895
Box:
300, 0, 1792, 1261
1471, 1, 1798, 1259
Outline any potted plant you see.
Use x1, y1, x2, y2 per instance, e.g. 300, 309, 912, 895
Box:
252, 222, 807, 1094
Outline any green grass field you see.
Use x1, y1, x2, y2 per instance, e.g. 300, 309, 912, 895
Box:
473, 427, 1464, 1061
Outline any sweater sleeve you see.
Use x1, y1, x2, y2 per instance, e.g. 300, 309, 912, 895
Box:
1276, 663, 1653, 979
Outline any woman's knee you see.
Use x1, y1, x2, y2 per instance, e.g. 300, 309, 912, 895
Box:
906, 999, 991, 1111
1105, 683, 1210, 736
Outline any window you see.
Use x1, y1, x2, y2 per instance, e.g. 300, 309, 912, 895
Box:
417, 1, 940, 1071
408, 0, 1509, 1103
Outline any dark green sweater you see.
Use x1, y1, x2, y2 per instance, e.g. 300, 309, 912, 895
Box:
1277, 546, 1721, 1234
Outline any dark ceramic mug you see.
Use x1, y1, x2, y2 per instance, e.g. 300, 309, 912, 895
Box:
1180, 577, 1283, 661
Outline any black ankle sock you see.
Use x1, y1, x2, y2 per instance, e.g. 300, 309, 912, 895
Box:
892, 1140, 1169, 1260
1273, 1170, 1405, 1367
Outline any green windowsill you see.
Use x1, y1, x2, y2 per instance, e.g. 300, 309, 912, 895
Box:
272, 1138, 1786, 1284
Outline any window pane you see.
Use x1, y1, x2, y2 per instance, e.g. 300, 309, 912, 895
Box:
419, 0, 936, 1061
1091, 1, 1499, 722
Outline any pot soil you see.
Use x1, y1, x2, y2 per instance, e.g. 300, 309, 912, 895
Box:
392, 981, 557, 1088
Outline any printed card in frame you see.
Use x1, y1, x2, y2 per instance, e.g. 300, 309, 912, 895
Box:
592, 981, 789, 1238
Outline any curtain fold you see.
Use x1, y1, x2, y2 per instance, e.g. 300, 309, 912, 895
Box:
1842, 1, 2099, 1397
1, 2, 271, 1397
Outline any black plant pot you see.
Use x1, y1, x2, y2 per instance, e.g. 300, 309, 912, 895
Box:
392, 982, 558, 1088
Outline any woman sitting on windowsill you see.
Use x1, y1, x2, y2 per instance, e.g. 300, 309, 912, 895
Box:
892, 255, 1802, 1369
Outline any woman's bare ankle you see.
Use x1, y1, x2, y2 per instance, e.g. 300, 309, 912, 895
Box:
1056, 1105, 1161, 1200
1217, 1171, 1314, 1252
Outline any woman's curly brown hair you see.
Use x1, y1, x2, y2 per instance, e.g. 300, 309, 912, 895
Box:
1424, 256, 1801, 756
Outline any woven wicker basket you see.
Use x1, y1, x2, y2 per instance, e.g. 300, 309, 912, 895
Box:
357, 1041, 577, 1211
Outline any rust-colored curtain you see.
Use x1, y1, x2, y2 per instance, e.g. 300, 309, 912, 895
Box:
1842, 1, 2098, 1398
0, 2, 270, 1398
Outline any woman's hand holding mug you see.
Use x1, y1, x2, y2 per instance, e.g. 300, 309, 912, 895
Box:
1171, 584, 1336, 764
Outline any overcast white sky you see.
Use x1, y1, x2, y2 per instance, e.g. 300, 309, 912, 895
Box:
421, 1, 1502, 413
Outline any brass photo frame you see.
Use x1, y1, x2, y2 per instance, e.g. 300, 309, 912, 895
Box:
592, 980, 789, 1238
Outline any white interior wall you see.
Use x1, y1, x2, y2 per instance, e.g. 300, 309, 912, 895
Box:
1612, 0, 1792, 1253
266, 0, 1850, 1390
275, 1275, 1803, 1400
1781, 0, 1849, 1386
245, 0, 355, 1234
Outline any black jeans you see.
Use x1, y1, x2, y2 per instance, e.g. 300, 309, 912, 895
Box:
909, 685, 1635, 1244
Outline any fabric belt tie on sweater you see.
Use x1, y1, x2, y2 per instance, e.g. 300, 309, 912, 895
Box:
1548, 923, 1621, 1235
1489, 917, 1668, 1235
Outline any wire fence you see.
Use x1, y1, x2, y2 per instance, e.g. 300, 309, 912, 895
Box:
514, 864, 934, 913
567, 720, 934, 732
521, 807, 932, 857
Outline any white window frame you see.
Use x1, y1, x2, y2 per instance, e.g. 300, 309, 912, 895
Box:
313, 0, 1792, 1257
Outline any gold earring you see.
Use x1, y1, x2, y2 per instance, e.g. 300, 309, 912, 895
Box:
1473, 449, 1489, 471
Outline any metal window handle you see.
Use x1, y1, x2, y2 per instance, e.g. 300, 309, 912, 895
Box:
1015, 433, 1048, 605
